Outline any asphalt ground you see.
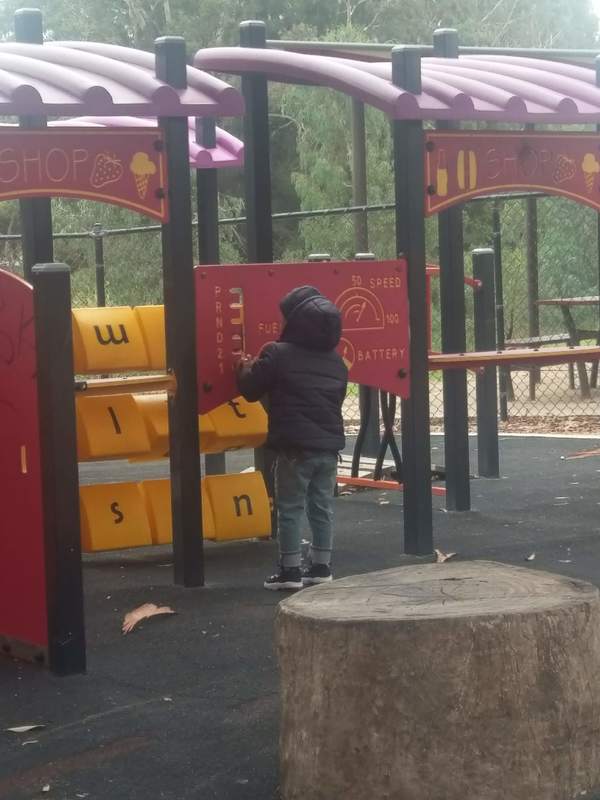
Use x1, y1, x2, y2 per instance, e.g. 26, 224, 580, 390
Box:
2, 434, 600, 800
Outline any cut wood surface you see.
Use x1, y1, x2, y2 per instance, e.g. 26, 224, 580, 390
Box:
277, 561, 600, 800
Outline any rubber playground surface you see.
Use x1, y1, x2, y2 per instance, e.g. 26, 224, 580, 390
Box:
2, 434, 600, 800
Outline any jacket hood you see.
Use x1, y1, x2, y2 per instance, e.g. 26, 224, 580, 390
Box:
279, 285, 342, 351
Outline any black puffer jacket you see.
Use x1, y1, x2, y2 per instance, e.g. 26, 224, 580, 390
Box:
237, 286, 348, 453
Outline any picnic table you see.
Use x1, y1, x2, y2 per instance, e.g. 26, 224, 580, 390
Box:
536, 296, 600, 398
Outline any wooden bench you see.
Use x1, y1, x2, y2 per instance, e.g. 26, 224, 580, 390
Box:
504, 333, 572, 400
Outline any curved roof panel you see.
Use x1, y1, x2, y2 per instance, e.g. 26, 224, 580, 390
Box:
51, 117, 244, 169
194, 47, 600, 123
0, 42, 243, 117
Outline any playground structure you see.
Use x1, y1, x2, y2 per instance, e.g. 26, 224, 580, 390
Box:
195, 24, 600, 519
4, 9, 600, 676
0, 9, 249, 674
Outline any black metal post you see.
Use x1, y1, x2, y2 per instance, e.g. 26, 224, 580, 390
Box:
15, 9, 53, 281
32, 264, 86, 676
473, 249, 500, 478
196, 118, 220, 265
353, 250, 380, 458
594, 59, 600, 391
240, 21, 273, 263
492, 205, 509, 421
392, 45, 433, 555
156, 37, 204, 587
525, 123, 540, 399
196, 117, 226, 476
240, 21, 276, 524
433, 28, 470, 512
92, 223, 106, 307
351, 100, 369, 256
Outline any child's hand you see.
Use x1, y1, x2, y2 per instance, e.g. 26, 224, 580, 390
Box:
233, 352, 255, 370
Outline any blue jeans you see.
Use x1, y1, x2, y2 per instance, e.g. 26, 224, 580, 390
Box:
275, 450, 338, 569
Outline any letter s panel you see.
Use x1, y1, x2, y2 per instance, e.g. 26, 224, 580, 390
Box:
79, 482, 153, 552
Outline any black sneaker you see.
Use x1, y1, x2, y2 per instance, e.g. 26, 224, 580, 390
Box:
302, 564, 333, 585
264, 567, 303, 591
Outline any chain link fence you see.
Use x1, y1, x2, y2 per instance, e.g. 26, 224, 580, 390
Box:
2, 195, 599, 434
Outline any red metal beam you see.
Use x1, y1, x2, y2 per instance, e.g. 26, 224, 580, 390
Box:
337, 475, 447, 496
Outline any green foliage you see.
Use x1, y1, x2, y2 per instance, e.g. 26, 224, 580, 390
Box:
0, 0, 599, 327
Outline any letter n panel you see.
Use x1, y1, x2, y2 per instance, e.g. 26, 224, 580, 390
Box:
204, 472, 271, 541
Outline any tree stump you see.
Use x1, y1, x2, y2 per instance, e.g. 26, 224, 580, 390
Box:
276, 561, 600, 800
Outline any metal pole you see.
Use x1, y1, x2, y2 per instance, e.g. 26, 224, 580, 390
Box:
32, 263, 86, 676
492, 205, 509, 421
392, 45, 433, 555
92, 223, 106, 307
240, 20, 276, 528
353, 248, 380, 458
240, 21, 273, 263
15, 9, 53, 281
351, 100, 369, 255
433, 28, 470, 512
156, 36, 204, 588
525, 122, 540, 399
594, 58, 600, 390
472, 249, 500, 478
196, 118, 226, 477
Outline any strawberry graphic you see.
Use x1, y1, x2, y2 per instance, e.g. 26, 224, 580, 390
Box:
90, 153, 124, 189
553, 154, 576, 185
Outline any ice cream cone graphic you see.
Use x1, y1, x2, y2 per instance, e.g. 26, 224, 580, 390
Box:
135, 174, 149, 198
581, 152, 600, 194
129, 152, 157, 199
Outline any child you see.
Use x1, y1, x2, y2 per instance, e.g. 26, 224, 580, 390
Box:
236, 285, 348, 590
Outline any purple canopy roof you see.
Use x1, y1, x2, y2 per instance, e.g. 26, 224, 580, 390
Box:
0, 41, 243, 117
51, 117, 244, 169
194, 47, 600, 124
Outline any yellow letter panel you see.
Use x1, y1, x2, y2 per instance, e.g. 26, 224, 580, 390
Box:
134, 305, 166, 370
140, 478, 216, 543
79, 482, 153, 551
72, 306, 149, 373
133, 393, 169, 458
76, 394, 151, 460
204, 471, 271, 541
205, 397, 267, 452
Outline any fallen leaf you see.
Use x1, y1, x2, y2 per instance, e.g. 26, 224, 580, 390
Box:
163, 696, 173, 702
42, 785, 50, 793
378, 500, 390, 505
559, 560, 573, 563
22, 740, 38, 746
435, 549, 457, 563
6, 724, 45, 734
122, 603, 175, 634
526, 553, 536, 561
